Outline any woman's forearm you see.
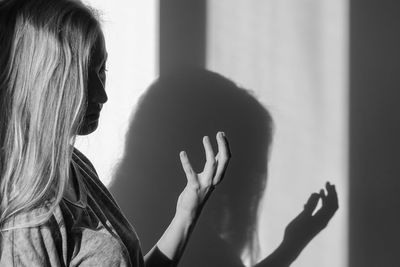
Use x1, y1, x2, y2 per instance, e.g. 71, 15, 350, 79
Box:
157, 210, 196, 261
144, 210, 197, 267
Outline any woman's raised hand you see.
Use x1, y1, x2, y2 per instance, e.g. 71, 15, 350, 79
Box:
176, 131, 231, 219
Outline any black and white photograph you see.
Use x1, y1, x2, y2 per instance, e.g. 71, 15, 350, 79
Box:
0, 0, 397, 266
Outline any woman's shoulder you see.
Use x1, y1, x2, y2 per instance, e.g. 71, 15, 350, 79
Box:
1, 198, 62, 228
0, 203, 67, 266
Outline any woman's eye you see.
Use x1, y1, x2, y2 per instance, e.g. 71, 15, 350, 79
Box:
99, 65, 108, 73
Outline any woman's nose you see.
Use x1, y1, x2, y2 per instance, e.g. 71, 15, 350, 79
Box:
90, 76, 108, 104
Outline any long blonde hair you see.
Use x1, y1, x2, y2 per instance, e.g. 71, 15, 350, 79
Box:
0, 0, 101, 230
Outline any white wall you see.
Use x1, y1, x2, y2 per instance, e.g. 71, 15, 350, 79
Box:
76, 0, 158, 186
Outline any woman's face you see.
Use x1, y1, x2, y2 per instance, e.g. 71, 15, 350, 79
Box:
78, 30, 108, 135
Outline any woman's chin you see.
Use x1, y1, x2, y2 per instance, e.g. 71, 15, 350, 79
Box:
77, 120, 99, 136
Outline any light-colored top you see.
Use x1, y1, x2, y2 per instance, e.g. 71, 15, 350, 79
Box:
0, 148, 145, 266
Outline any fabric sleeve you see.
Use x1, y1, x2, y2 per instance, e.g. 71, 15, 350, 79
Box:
144, 246, 175, 267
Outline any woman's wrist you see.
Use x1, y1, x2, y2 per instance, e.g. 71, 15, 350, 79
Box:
175, 184, 214, 221
174, 206, 199, 229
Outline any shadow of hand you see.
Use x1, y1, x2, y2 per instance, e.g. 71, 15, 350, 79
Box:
256, 182, 338, 267
282, 182, 338, 261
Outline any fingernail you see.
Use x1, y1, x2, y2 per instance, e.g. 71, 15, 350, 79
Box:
180, 151, 186, 157
220, 131, 225, 137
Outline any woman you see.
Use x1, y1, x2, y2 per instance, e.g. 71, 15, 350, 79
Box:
0, 0, 231, 266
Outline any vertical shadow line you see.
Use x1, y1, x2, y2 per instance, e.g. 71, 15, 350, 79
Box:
159, 0, 207, 75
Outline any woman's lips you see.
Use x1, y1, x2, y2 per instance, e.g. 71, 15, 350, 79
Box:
86, 113, 100, 121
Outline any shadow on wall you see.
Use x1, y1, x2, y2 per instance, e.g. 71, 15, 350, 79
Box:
110, 68, 273, 267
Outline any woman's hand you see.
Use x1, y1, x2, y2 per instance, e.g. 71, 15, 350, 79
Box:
176, 131, 231, 219
150, 133, 230, 264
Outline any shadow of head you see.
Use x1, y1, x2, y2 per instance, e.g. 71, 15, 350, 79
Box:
111, 68, 273, 259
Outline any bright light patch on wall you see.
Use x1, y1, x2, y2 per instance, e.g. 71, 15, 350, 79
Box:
76, 0, 158, 186
207, 1, 348, 266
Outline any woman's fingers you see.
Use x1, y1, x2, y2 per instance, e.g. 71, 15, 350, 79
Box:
183, 132, 231, 188
180, 151, 197, 184
202, 136, 217, 178
212, 131, 231, 186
